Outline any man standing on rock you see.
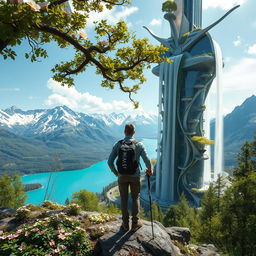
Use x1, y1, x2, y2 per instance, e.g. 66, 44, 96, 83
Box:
108, 123, 153, 231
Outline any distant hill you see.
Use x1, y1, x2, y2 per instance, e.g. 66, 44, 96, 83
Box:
211, 95, 256, 167
0, 106, 158, 175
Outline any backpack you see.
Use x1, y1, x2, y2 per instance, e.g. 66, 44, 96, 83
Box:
116, 140, 139, 175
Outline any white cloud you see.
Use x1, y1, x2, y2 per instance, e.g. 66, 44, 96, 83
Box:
45, 79, 135, 113
203, 0, 246, 10
233, 36, 241, 47
247, 44, 256, 55
86, 6, 138, 28
222, 58, 256, 92
209, 58, 256, 116
149, 18, 162, 26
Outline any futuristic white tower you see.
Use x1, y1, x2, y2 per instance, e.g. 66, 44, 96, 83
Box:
144, 0, 239, 206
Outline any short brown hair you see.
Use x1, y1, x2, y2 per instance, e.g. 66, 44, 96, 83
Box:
124, 123, 135, 136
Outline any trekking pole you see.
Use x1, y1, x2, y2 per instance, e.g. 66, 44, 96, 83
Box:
147, 174, 155, 239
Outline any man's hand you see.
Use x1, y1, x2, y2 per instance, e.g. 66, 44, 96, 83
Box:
146, 168, 153, 176
114, 171, 119, 177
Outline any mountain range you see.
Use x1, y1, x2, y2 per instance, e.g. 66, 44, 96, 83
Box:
0, 106, 158, 175
211, 94, 256, 168
0, 95, 255, 175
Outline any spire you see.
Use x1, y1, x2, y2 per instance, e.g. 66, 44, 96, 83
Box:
172, 0, 202, 37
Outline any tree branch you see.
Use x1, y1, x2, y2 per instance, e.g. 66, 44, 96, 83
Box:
48, 0, 127, 9
0, 40, 10, 52
35, 24, 89, 54
115, 57, 148, 72
63, 58, 90, 76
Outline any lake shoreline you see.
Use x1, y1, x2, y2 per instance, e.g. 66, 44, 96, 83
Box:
21, 139, 158, 205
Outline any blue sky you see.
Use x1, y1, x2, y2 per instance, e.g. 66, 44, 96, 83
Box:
0, 0, 255, 116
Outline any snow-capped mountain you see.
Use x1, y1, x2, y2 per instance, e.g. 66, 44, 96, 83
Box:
0, 106, 158, 139
0, 106, 158, 174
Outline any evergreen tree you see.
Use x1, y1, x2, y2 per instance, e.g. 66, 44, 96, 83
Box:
220, 172, 256, 256
163, 193, 196, 228
151, 202, 164, 223
65, 198, 70, 205
233, 142, 254, 179
72, 189, 99, 211
197, 184, 221, 243
0, 174, 27, 208
12, 174, 27, 208
218, 140, 256, 256
0, 174, 15, 208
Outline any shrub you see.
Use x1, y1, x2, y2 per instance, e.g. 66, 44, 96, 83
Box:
162, 0, 177, 12
87, 213, 116, 224
64, 203, 81, 216
0, 213, 93, 256
15, 206, 31, 222
41, 200, 64, 210
89, 226, 106, 240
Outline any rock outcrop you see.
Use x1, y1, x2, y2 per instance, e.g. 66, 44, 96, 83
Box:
94, 219, 180, 256
0, 207, 221, 256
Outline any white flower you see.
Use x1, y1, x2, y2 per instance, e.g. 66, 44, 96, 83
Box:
26, 0, 41, 11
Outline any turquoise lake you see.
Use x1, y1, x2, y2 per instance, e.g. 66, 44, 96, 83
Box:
22, 138, 157, 205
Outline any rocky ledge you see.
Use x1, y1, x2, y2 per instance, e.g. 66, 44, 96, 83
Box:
94, 220, 220, 256
0, 206, 220, 256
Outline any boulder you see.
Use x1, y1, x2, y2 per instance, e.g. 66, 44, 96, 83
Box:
165, 226, 191, 244
94, 220, 180, 256
197, 244, 220, 256
0, 207, 16, 219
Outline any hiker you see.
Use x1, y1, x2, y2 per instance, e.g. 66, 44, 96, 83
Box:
107, 123, 153, 231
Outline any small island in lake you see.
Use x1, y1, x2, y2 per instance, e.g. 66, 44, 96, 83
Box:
24, 183, 42, 192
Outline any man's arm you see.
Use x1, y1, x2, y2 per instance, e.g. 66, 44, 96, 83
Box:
107, 142, 119, 177
139, 143, 153, 176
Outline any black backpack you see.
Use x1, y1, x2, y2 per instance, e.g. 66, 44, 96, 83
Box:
116, 140, 139, 175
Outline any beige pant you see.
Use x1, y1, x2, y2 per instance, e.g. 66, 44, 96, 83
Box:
118, 175, 140, 224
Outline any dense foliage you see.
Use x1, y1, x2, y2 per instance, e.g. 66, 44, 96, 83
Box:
0, 174, 27, 209
158, 138, 256, 256
71, 189, 100, 211
0, 0, 168, 107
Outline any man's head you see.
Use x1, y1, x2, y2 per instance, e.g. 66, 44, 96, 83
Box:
124, 123, 135, 137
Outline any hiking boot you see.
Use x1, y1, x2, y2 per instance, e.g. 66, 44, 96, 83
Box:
131, 219, 143, 231
121, 222, 129, 232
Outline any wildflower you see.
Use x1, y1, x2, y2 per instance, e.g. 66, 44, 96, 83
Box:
39, 230, 46, 235
49, 240, 55, 247
26, 0, 41, 11
53, 248, 60, 253
75, 226, 86, 232
60, 245, 66, 250
18, 245, 25, 251
31, 228, 39, 232
25, 231, 29, 237
8, 233, 19, 240
79, 31, 87, 39
58, 234, 66, 240
0, 231, 3, 235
